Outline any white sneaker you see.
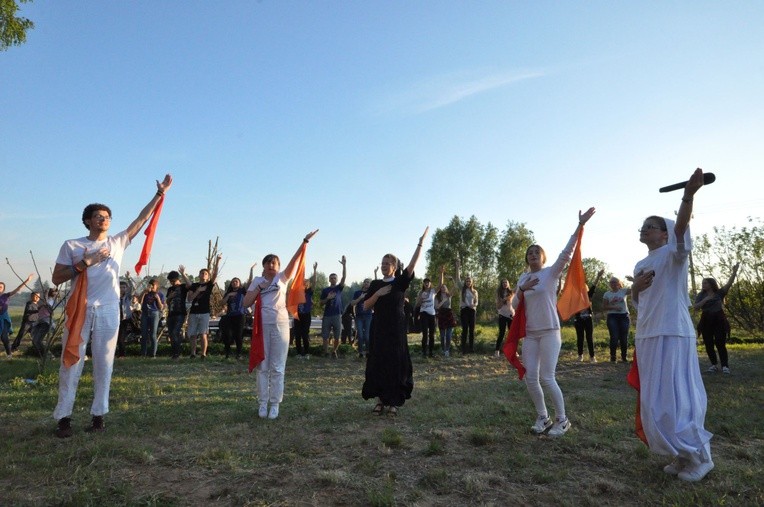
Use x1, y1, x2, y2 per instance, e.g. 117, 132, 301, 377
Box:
258, 404, 268, 418
708, 365, 718, 373
531, 416, 553, 434
678, 460, 714, 482
494, 350, 501, 358
548, 418, 571, 437
268, 405, 279, 420
444, 350, 450, 358
722, 366, 730, 374
578, 355, 584, 362
590, 356, 597, 363
663, 457, 688, 475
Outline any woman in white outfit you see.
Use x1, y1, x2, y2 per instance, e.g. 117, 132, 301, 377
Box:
631, 168, 714, 482
513, 207, 595, 437
243, 230, 318, 420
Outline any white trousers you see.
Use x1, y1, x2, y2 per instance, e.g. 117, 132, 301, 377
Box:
636, 335, 713, 463
522, 329, 566, 420
53, 303, 119, 420
257, 322, 290, 405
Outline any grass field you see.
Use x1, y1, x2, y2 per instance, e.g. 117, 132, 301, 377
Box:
1, 326, 762, 506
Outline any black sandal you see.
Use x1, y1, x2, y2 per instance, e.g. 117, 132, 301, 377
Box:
372, 403, 384, 415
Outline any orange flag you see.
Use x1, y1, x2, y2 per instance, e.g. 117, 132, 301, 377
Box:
134, 194, 164, 276
557, 227, 590, 321
502, 298, 527, 379
286, 242, 307, 318
248, 294, 265, 373
63, 271, 88, 367
626, 351, 648, 445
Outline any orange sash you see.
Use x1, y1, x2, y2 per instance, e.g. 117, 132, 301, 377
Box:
63, 271, 88, 367
557, 227, 590, 320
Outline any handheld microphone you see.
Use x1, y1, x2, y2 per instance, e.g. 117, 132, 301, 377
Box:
659, 172, 716, 193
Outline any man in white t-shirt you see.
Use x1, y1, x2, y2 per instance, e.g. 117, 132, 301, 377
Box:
51, 174, 173, 438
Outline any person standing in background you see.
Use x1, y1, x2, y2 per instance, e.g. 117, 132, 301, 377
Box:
495, 279, 514, 358
574, 269, 604, 363
454, 259, 478, 354
693, 263, 740, 374
603, 276, 632, 363
417, 278, 436, 358
0, 274, 35, 358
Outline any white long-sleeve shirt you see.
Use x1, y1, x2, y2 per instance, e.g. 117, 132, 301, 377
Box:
512, 233, 577, 332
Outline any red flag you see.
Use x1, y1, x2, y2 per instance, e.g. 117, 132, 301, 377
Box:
557, 227, 590, 320
286, 242, 307, 318
626, 350, 647, 444
63, 271, 88, 367
134, 194, 165, 276
502, 298, 527, 379
248, 294, 265, 372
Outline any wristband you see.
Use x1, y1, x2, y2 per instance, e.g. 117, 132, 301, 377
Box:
156, 191, 164, 196
682, 197, 693, 203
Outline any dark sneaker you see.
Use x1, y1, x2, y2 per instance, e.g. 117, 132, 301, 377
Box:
85, 415, 105, 433
55, 417, 73, 438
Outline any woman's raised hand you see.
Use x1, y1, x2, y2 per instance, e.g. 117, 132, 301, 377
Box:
579, 207, 596, 225
419, 226, 430, 244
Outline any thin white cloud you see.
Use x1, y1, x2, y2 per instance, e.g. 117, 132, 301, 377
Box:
373, 69, 546, 116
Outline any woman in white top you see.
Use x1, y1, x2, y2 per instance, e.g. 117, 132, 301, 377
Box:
495, 279, 515, 357
513, 207, 595, 438
454, 259, 478, 354
603, 277, 632, 362
630, 168, 713, 482
243, 230, 318, 420
435, 266, 457, 357
417, 278, 437, 357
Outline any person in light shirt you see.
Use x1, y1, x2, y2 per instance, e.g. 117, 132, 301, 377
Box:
512, 207, 596, 438
630, 168, 714, 482
51, 174, 172, 437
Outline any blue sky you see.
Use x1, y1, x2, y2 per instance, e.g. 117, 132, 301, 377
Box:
2, 1, 763, 289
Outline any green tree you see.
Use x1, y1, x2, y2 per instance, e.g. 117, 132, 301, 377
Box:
426, 216, 483, 279
581, 257, 608, 315
496, 220, 535, 285
426, 216, 496, 315
1, 0, 34, 51
692, 217, 764, 335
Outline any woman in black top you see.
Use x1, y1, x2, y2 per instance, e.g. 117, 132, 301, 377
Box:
362, 227, 428, 416
693, 263, 739, 374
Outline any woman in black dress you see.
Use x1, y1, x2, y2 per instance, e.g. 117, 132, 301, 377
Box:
362, 227, 428, 416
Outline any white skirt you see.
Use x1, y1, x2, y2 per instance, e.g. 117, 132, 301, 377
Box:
635, 335, 713, 463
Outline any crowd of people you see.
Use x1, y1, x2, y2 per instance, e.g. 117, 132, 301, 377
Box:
0, 168, 740, 482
